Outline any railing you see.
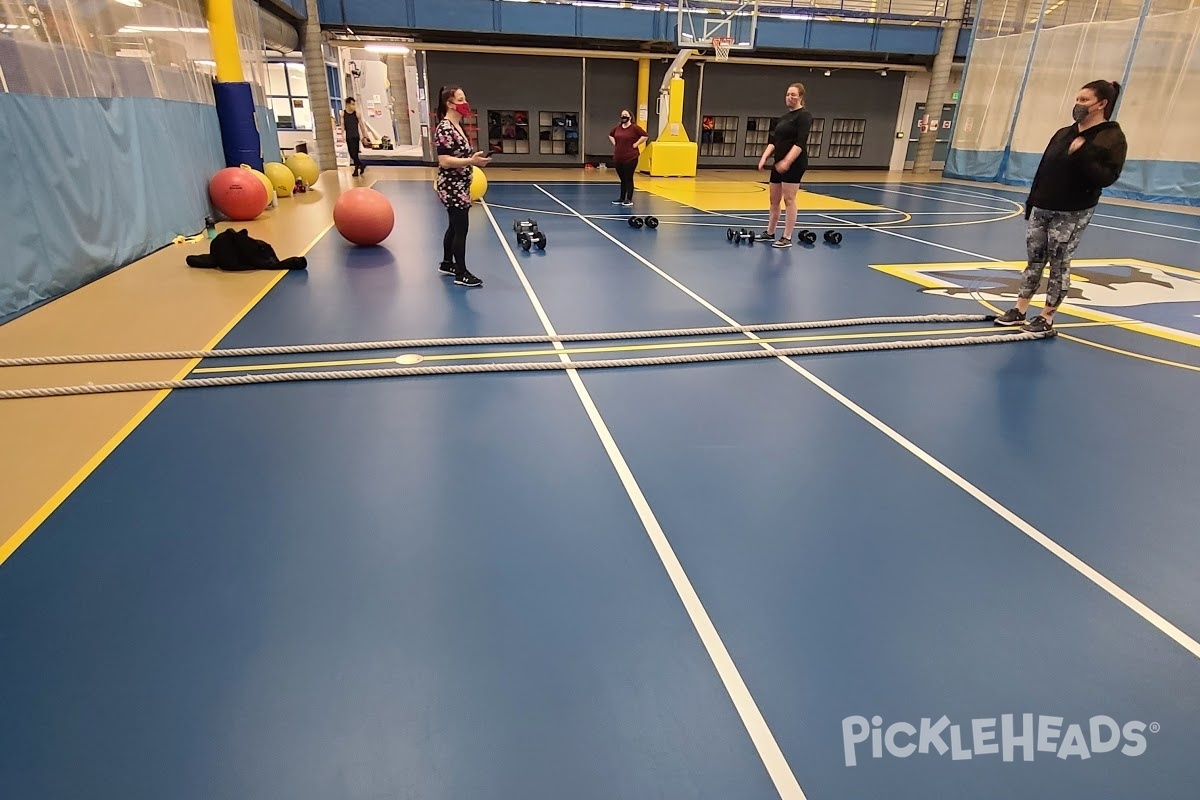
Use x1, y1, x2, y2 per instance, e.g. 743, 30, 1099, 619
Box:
753, 0, 948, 19
575, 0, 950, 23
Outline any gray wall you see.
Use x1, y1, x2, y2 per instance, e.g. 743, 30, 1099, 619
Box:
584, 58, 638, 157
696, 65, 906, 169
426, 52, 583, 165
585, 58, 702, 162
423, 52, 906, 169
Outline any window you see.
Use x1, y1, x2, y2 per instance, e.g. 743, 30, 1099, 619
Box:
487, 110, 530, 155
806, 118, 825, 159
743, 116, 774, 158
829, 118, 866, 159
700, 115, 738, 157
538, 112, 579, 156
266, 60, 312, 131
744, 116, 825, 158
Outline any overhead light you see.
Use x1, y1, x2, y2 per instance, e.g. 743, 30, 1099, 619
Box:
113, 0, 144, 7
365, 44, 410, 54
119, 25, 208, 34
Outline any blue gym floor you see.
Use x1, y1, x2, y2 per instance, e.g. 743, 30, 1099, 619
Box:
3, 177, 1200, 799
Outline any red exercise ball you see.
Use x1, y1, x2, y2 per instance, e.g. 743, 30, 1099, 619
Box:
209, 167, 269, 221
333, 187, 395, 246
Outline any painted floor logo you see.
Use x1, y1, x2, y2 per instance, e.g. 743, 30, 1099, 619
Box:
870, 257, 1200, 347
842, 715, 1159, 767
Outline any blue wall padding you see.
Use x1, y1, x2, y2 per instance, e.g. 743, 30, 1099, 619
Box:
214, 81, 264, 171
945, 149, 1200, 207
0, 95, 224, 321
256, 105, 283, 165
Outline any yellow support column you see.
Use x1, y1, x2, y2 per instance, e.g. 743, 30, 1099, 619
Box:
636, 58, 651, 172
206, 0, 244, 83
643, 74, 698, 177
636, 58, 650, 128
206, 0, 264, 170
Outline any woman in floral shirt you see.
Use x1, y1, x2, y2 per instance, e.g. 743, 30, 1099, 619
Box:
434, 85, 489, 288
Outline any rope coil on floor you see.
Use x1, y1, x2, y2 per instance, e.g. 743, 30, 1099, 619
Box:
0, 329, 1048, 399
0, 314, 996, 368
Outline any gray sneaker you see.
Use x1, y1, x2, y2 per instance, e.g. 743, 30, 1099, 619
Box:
994, 308, 1027, 326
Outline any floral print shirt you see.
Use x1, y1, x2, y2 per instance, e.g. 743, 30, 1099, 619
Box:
434, 118, 473, 210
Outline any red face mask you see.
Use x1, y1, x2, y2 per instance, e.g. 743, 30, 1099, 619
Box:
454, 101, 471, 116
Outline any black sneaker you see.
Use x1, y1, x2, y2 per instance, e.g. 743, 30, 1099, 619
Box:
994, 308, 1026, 326
1022, 315, 1054, 334
439, 262, 456, 275
455, 271, 482, 288
771, 237, 792, 248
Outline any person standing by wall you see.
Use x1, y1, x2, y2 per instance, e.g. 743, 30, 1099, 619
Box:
609, 109, 647, 207
434, 85, 489, 288
343, 97, 371, 177
757, 83, 813, 248
994, 80, 1127, 333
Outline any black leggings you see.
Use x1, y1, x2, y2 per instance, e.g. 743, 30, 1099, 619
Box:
443, 206, 469, 273
615, 160, 637, 202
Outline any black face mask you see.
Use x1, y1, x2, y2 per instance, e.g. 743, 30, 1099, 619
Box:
1072, 103, 1092, 122
621, 115, 630, 123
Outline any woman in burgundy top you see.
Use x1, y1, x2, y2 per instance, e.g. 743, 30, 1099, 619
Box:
609, 109, 648, 207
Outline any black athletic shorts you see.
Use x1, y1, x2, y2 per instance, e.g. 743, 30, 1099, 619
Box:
769, 160, 806, 184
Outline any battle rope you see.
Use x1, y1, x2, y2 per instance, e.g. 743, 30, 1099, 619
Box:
0, 329, 1048, 400
0, 313, 996, 368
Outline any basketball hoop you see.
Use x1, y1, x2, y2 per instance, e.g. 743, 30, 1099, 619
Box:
712, 36, 733, 61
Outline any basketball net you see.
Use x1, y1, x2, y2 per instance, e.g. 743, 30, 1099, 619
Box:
712, 36, 733, 61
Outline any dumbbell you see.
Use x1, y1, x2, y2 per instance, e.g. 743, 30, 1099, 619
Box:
628, 215, 659, 229
797, 229, 817, 244
823, 230, 842, 245
727, 227, 755, 245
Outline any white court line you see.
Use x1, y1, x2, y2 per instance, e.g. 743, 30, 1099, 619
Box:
533, 183, 1200, 666
890, 182, 1024, 204
893, 184, 1200, 242
1090, 222, 1200, 245
817, 209, 1200, 657
1096, 213, 1200, 231
848, 183, 1013, 211
479, 199, 809, 800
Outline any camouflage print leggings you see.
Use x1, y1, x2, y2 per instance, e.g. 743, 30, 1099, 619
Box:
1019, 206, 1095, 308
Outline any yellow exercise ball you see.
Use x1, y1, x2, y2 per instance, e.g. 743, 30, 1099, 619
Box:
285, 152, 319, 187
470, 167, 487, 202
264, 161, 295, 197
431, 166, 488, 202
241, 164, 276, 206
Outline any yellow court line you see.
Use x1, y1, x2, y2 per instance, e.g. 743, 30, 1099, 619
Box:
1, 220, 336, 569
189, 321, 1115, 375
872, 260, 1200, 351
969, 295, 1200, 374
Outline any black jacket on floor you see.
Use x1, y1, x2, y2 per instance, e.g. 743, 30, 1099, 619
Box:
186, 228, 308, 271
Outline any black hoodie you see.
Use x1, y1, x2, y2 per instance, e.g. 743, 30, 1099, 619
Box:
1025, 119, 1127, 219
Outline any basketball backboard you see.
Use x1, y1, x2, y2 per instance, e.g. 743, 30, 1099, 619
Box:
675, 0, 759, 55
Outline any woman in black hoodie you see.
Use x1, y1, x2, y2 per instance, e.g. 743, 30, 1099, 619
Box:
995, 80, 1128, 333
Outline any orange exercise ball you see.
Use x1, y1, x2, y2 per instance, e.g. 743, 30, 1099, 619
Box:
209, 167, 269, 221
333, 187, 395, 246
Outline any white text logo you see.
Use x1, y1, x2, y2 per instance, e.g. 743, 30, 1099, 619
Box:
842, 715, 1158, 767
